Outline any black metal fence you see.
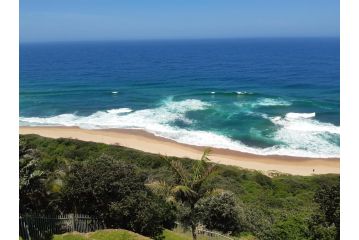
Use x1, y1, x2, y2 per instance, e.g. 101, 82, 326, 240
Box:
19, 214, 104, 240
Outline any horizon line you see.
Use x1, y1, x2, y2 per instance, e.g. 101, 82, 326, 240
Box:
20, 36, 340, 44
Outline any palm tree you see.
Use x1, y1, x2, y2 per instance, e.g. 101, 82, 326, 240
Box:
148, 148, 218, 240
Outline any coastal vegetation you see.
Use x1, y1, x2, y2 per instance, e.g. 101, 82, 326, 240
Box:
147, 149, 218, 239
19, 134, 339, 240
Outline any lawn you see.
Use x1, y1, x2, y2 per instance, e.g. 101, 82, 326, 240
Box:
53, 229, 151, 240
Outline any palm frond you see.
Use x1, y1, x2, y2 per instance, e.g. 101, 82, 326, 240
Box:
146, 180, 171, 197
192, 148, 212, 183
201, 148, 212, 162
192, 163, 218, 190
159, 149, 218, 208
171, 185, 198, 202
169, 160, 190, 185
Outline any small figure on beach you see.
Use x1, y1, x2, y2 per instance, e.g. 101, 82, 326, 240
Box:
313, 169, 315, 173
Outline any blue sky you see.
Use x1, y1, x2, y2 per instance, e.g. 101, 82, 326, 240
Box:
20, 0, 339, 42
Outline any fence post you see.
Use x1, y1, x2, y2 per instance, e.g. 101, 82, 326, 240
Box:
70, 213, 75, 232
20, 216, 32, 240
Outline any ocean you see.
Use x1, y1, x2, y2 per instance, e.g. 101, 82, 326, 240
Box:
20, 38, 340, 158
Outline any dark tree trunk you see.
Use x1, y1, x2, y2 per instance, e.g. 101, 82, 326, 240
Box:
191, 223, 197, 240
190, 203, 197, 240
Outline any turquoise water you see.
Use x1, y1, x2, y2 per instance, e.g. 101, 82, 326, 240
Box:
20, 38, 340, 158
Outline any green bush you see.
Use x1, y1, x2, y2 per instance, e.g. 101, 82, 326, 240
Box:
19, 138, 59, 215
308, 182, 340, 240
61, 155, 176, 239
237, 205, 273, 239
254, 173, 273, 188
197, 192, 241, 234
268, 216, 309, 240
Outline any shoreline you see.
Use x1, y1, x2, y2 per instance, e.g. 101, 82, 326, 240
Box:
19, 126, 340, 176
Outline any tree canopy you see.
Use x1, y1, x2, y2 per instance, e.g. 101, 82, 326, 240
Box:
61, 155, 176, 239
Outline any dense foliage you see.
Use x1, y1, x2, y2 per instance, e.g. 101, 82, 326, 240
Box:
197, 191, 241, 234
62, 155, 176, 238
19, 134, 340, 239
19, 138, 61, 214
20, 138, 176, 239
308, 182, 340, 240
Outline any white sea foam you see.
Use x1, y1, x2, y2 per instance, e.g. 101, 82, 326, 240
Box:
106, 108, 132, 114
211, 92, 216, 94
286, 112, 315, 119
234, 98, 292, 109
258, 112, 340, 157
256, 98, 292, 106
235, 91, 252, 95
20, 99, 210, 130
20, 101, 339, 158
112, 91, 118, 94
269, 113, 339, 134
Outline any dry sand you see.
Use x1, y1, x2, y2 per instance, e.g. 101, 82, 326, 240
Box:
19, 126, 339, 176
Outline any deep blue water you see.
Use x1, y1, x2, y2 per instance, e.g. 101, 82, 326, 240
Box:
20, 38, 340, 157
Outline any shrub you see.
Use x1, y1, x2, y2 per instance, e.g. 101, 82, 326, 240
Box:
308, 182, 340, 240
197, 192, 241, 234
254, 173, 273, 188
19, 138, 52, 214
268, 216, 309, 240
61, 155, 175, 239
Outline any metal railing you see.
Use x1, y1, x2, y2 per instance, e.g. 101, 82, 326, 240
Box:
19, 214, 104, 240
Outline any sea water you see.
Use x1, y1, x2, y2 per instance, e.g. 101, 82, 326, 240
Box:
20, 38, 340, 158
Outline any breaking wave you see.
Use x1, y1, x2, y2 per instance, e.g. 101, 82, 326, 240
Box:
285, 112, 315, 119
20, 100, 339, 158
20, 99, 209, 129
234, 98, 292, 109
206, 91, 254, 96
269, 113, 339, 134
263, 112, 340, 157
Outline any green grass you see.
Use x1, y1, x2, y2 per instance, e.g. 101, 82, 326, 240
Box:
53, 229, 150, 240
162, 229, 228, 240
162, 229, 189, 240
54, 229, 256, 240
162, 229, 256, 240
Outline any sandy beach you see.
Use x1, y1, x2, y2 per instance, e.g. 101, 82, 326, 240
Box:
19, 126, 339, 176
